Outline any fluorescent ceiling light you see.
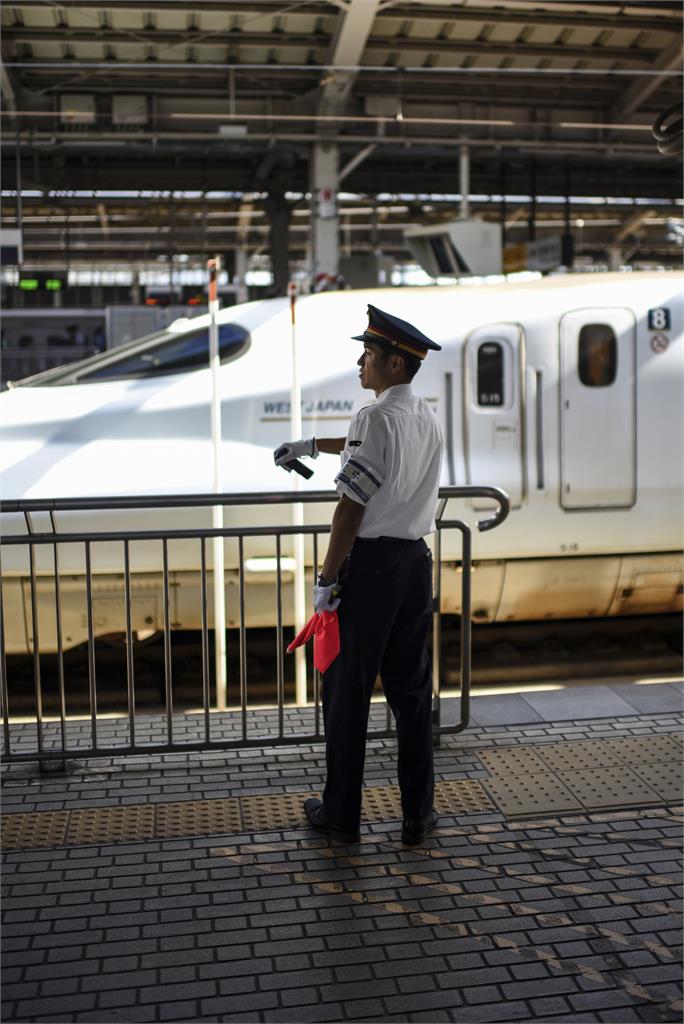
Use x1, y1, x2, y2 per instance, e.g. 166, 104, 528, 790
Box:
170, 112, 514, 127
559, 121, 651, 130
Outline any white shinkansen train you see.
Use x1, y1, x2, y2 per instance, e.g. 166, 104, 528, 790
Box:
1, 272, 682, 655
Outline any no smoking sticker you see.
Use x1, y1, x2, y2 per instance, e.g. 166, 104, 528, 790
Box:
650, 333, 669, 353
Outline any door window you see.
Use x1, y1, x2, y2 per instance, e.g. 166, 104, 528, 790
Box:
560, 309, 635, 509
578, 324, 617, 388
477, 342, 505, 406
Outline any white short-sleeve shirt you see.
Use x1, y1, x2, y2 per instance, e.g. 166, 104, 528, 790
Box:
335, 383, 443, 540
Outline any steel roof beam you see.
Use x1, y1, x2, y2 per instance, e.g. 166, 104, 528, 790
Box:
2, 28, 664, 64
8, 71, 676, 104
611, 37, 683, 119
2, 128, 663, 157
4, 1, 680, 34
0, 61, 17, 112
615, 208, 656, 241
339, 142, 376, 182
6, 60, 680, 78
318, 0, 380, 117
379, 2, 681, 33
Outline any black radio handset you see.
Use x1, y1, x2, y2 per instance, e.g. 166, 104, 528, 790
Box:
287, 459, 314, 479
274, 446, 314, 479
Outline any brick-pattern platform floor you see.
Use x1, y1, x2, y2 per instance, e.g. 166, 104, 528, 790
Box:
2, 684, 683, 1023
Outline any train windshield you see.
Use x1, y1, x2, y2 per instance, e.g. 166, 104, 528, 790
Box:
11, 321, 250, 386
77, 323, 250, 382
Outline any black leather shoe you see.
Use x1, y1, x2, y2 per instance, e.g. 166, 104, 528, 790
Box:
402, 810, 438, 846
303, 797, 360, 843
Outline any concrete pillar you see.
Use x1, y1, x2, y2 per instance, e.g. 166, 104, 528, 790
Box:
608, 245, 622, 271
264, 188, 291, 297
234, 249, 248, 304
311, 143, 339, 286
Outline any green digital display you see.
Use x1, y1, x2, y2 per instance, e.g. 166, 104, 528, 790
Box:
18, 274, 65, 292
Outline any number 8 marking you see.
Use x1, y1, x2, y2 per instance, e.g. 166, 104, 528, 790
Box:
648, 307, 670, 330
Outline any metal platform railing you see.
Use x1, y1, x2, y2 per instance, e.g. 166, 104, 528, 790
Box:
0, 486, 509, 765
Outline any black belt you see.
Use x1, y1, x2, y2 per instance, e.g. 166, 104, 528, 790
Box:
355, 536, 423, 546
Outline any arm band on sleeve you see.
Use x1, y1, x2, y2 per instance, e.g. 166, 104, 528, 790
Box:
335, 456, 383, 505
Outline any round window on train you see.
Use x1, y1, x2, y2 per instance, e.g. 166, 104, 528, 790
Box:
477, 342, 504, 406
578, 324, 617, 388
77, 323, 250, 382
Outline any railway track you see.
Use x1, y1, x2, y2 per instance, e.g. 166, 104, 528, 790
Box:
3, 614, 681, 717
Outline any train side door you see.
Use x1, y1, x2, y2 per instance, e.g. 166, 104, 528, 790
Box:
464, 323, 525, 508
560, 308, 636, 509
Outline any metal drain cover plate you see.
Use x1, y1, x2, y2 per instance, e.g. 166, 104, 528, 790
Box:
484, 771, 583, 817
535, 740, 623, 772
604, 734, 681, 764
556, 766, 662, 810
632, 761, 683, 803
476, 746, 548, 776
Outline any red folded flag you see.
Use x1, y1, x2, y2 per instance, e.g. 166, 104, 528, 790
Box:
286, 610, 340, 672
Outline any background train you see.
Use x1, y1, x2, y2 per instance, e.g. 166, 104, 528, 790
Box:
1, 271, 682, 655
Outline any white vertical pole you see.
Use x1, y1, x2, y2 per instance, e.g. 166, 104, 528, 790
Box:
312, 143, 339, 284
208, 257, 227, 712
288, 281, 308, 706
459, 144, 470, 220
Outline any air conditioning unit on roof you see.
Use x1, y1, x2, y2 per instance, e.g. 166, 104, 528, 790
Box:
112, 95, 148, 126
404, 218, 502, 277
59, 94, 96, 125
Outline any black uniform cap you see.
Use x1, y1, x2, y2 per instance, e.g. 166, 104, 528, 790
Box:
351, 304, 441, 361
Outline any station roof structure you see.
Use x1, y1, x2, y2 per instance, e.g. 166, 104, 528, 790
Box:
1, 0, 682, 268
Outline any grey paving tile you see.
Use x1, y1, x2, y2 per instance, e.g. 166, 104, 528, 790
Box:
469, 694, 544, 726
519, 686, 639, 721
556, 765, 663, 810
608, 682, 684, 714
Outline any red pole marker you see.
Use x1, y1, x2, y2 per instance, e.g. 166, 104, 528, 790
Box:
288, 280, 297, 325
207, 257, 220, 304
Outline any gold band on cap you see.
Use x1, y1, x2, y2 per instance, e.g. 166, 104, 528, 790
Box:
366, 324, 427, 359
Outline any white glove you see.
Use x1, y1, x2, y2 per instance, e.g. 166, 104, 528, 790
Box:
273, 437, 318, 471
314, 575, 341, 613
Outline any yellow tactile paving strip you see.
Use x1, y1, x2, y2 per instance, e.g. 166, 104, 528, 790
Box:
0, 779, 492, 850
1, 735, 681, 850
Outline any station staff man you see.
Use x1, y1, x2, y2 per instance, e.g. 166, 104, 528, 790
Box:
274, 305, 443, 845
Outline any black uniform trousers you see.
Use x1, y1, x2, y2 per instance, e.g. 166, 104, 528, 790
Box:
322, 536, 434, 830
